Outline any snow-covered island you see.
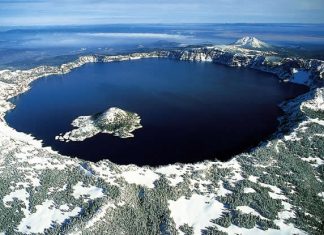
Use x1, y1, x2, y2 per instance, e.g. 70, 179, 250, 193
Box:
56, 107, 142, 142
0, 37, 323, 235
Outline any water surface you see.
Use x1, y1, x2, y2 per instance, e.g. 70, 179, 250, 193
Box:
6, 59, 308, 166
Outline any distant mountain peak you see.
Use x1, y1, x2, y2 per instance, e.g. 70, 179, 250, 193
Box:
233, 36, 270, 49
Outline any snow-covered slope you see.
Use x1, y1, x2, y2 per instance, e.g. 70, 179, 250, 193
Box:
233, 36, 271, 49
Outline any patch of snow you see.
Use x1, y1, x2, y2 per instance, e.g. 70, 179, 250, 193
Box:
166, 176, 184, 187
25, 173, 40, 187
14, 153, 73, 170
155, 164, 183, 175
217, 181, 232, 197
218, 222, 305, 235
300, 157, 324, 167
59, 204, 70, 210
89, 162, 118, 185
248, 175, 259, 183
251, 182, 288, 200
217, 201, 303, 234
72, 182, 104, 200
258, 182, 282, 194
274, 140, 285, 153
318, 192, 324, 201
315, 175, 323, 183
216, 159, 243, 186
168, 194, 224, 235
268, 192, 288, 200
236, 206, 266, 219
302, 88, 324, 111
278, 202, 295, 220
0, 123, 43, 150
310, 118, 324, 126
243, 187, 256, 193
17, 200, 81, 234
122, 168, 159, 188
314, 133, 324, 137
3, 188, 29, 216
155, 164, 185, 186
284, 132, 301, 142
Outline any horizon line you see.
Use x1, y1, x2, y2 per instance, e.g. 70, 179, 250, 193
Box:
1, 22, 324, 28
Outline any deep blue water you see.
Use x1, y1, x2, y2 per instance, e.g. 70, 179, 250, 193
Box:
5, 59, 308, 166
1, 23, 324, 69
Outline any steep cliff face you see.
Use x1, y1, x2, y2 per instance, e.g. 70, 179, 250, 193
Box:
165, 46, 323, 86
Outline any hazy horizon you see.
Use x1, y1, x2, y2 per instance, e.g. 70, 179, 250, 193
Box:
1, 0, 323, 26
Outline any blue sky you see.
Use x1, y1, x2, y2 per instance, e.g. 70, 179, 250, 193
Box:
0, 0, 323, 26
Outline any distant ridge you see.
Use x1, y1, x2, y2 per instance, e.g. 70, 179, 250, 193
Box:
233, 36, 271, 49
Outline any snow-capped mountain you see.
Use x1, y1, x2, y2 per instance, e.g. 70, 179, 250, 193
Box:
233, 36, 271, 49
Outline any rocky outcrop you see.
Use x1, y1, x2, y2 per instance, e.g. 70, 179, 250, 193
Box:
56, 107, 142, 142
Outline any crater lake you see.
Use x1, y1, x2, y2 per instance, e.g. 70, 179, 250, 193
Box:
5, 58, 308, 166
